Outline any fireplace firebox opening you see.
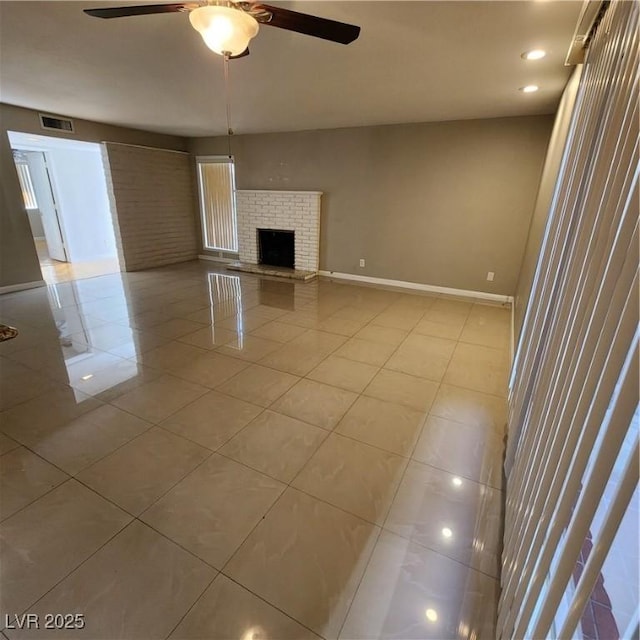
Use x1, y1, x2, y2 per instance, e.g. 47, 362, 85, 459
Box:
257, 229, 295, 269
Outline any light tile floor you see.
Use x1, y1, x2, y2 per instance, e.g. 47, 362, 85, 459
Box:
35, 240, 121, 285
0, 261, 510, 640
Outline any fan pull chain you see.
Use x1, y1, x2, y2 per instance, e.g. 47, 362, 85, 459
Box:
223, 52, 233, 158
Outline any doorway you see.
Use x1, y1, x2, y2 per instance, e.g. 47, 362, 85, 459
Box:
13, 149, 67, 264
8, 131, 121, 283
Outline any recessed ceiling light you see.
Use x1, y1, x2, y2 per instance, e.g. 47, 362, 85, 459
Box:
442, 527, 453, 538
452, 476, 463, 487
425, 609, 438, 622
522, 49, 547, 60
520, 85, 539, 93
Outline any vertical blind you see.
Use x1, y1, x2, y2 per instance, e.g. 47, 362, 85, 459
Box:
499, 1, 639, 638
15, 162, 39, 210
196, 156, 238, 252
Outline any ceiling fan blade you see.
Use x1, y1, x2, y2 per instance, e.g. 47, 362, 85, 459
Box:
83, 4, 189, 19
254, 4, 360, 45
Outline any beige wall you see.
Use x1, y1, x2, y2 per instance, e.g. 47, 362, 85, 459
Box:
103, 143, 198, 271
190, 115, 553, 295
0, 103, 188, 289
2, 104, 554, 296
513, 68, 583, 339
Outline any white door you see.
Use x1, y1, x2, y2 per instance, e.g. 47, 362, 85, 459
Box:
26, 151, 67, 262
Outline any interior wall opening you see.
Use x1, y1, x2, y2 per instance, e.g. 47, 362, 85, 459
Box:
8, 131, 121, 284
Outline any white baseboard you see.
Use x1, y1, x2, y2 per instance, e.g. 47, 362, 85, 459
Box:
510, 301, 516, 364
198, 254, 238, 264
0, 279, 47, 295
318, 270, 513, 305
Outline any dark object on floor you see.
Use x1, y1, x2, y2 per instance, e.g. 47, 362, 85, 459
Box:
0, 324, 18, 341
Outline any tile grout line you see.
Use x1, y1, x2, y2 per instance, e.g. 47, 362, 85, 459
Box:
2, 265, 509, 638
214, 573, 330, 640
0, 461, 71, 525
210, 303, 469, 635
162, 572, 220, 640
4, 491, 136, 624
336, 305, 504, 636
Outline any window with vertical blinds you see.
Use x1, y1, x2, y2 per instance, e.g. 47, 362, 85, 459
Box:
499, 1, 639, 638
196, 156, 238, 252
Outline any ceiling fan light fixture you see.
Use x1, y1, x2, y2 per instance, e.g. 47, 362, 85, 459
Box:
189, 5, 259, 56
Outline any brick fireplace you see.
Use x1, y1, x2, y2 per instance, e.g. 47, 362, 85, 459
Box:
235, 190, 322, 272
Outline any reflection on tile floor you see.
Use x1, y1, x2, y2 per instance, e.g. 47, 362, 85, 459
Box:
0, 261, 510, 639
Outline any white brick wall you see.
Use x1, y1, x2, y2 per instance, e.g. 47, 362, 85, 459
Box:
102, 143, 198, 271
236, 190, 322, 272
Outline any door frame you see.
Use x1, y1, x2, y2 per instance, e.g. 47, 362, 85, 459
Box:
12, 143, 70, 263
32, 149, 68, 262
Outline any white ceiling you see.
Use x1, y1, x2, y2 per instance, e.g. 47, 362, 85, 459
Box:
0, 1, 583, 137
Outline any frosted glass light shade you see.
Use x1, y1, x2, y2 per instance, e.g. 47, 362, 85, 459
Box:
189, 5, 259, 56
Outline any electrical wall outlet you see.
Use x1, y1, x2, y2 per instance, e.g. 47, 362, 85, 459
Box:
359, 259, 366, 268
487, 271, 495, 281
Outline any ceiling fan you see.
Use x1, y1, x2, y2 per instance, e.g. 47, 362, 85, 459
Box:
84, 1, 361, 58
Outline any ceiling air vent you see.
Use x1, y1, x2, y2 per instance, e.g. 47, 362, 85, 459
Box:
39, 113, 75, 133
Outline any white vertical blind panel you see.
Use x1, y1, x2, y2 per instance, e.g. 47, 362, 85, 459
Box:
498, 1, 639, 638
504, 251, 638, 637
525, 334, 639, 638
197, 158, 237, 252
558, 435, 639, 638
15, 163, 39, 210
504, 19, 638, 582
